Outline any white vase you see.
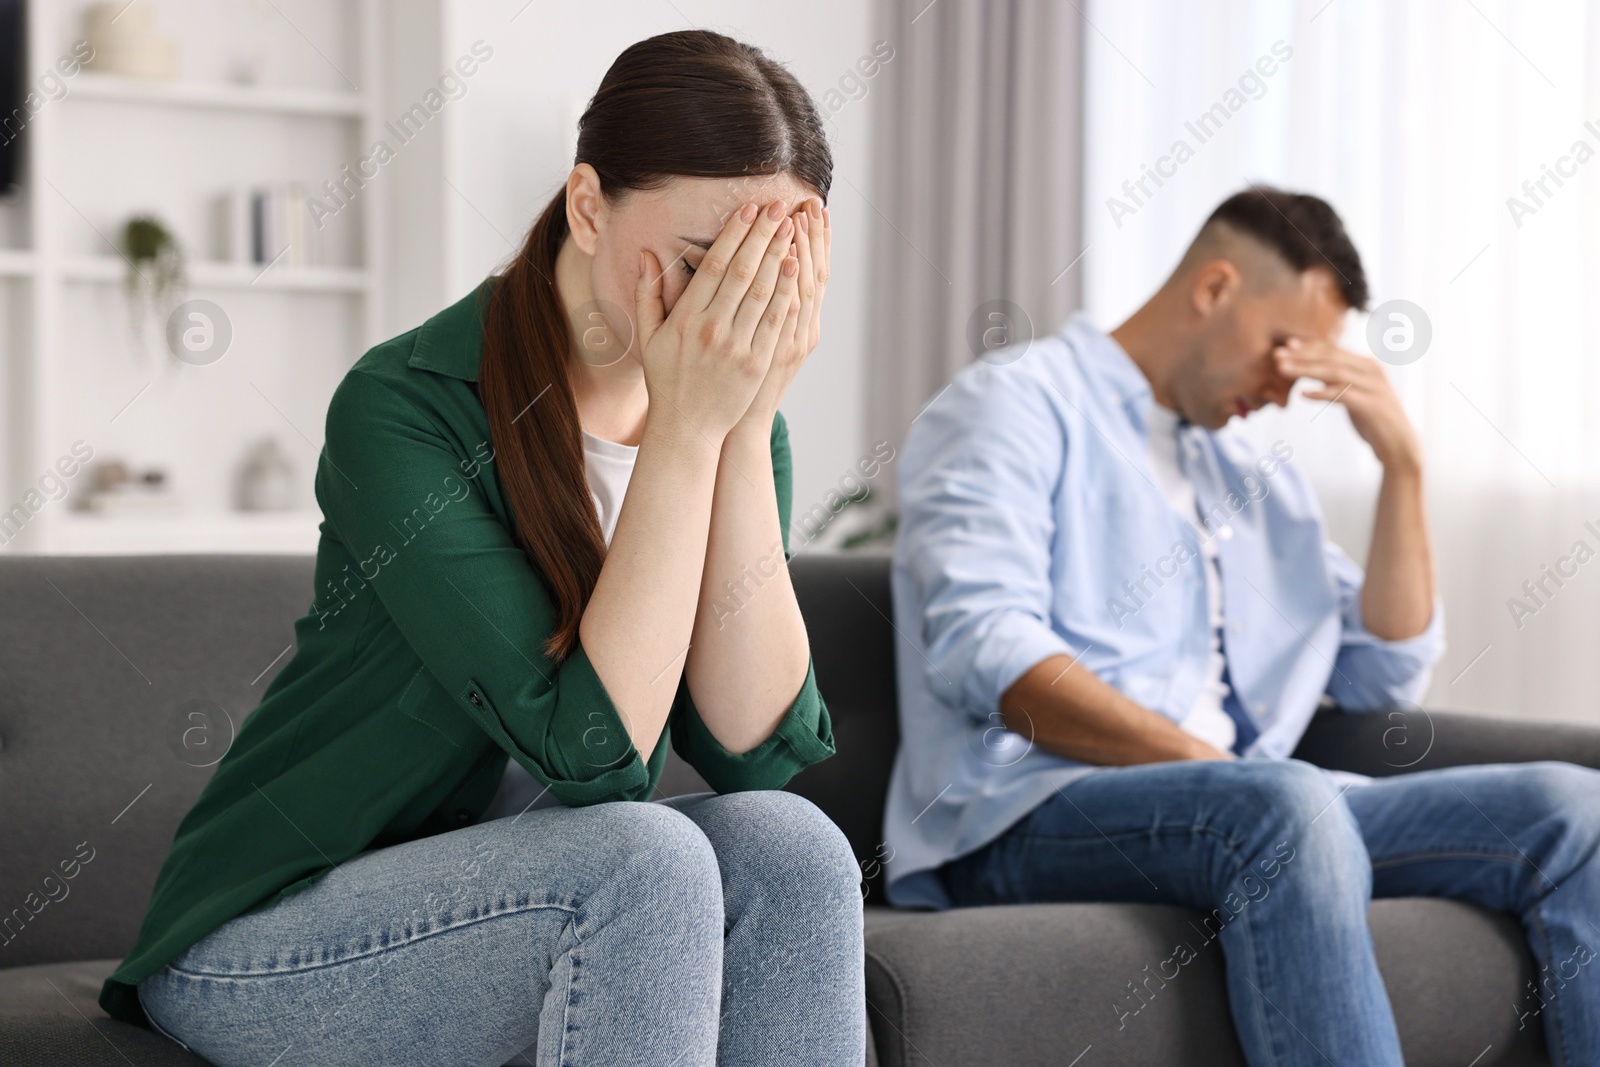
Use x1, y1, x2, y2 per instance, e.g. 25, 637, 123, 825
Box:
239, 439, 295, 512
84, 2, 179, 81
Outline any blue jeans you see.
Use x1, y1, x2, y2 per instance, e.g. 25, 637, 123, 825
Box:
138, 790, 866, 1067
939, 759, 1600, 1067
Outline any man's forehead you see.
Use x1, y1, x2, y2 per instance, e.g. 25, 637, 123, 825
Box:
1284, 267, 1349, 340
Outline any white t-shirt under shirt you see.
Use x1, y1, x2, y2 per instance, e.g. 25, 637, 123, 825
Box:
478, 427, 640, 821
1143, 403, 1237, 754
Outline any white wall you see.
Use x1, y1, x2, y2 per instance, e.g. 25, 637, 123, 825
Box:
383, 0, 876, 528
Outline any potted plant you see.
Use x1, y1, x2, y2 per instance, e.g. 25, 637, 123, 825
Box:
123, 214, 185, 362
834, 489, 900, 550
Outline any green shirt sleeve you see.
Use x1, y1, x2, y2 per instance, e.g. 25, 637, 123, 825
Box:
319, 369, 648, 806
668, 410, 837, 792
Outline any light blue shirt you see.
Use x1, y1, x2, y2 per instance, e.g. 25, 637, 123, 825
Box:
883, 314, 1445, 910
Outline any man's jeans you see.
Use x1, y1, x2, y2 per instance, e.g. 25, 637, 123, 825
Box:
939, 758, 1600, 1067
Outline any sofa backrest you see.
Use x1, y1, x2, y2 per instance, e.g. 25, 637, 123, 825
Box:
0, 555, 319, 968
785, 551, 901, 901
0, 551, 901, 968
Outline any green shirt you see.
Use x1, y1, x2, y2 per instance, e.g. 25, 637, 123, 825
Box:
100, 281, 836, 1026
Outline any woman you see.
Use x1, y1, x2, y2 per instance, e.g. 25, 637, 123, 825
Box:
98, 29, 864, 1067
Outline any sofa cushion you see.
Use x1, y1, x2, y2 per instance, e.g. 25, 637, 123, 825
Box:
864, 898, 1546, 1067
0, 959, 210, 1066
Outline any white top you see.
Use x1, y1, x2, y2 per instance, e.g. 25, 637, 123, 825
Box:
478, 428, 640, 821
1143, 403, 1236, 754
578, 428, 640, 546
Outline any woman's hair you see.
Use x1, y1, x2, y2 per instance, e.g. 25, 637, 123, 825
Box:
479, 30, 833, 661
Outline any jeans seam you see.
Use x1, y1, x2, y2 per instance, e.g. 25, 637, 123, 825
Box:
1370, 848, 1537, 872
140, 985, 193, 1053
166, 899, 579, 979
558, 937, 579, 1067
1527, 909, 1573, 1067
1231, 888, 1287, 1067
1204, 824, 1287, 1067
1013, 821, 1247, 859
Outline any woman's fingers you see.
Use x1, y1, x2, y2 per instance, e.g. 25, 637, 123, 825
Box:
731, 214, 797, 344
679, 201, 760, 316
776, 262, 804, 359
704, 200, 791, 323
635, 249, 666, 347
793, 209, 817, 352
806, 199, 826, 291
750, 254, 800, 360
811, 201, 830, 350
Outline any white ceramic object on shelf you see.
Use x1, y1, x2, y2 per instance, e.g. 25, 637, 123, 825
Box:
83, 2, 179, 81
239, 439, 296, 512
82, 488, 183, 514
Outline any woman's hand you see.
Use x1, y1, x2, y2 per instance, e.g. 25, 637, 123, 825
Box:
635, 200, 801, 442
735, 198, 831, 434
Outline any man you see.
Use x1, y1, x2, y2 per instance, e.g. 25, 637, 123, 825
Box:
884, 187, 1600, 1066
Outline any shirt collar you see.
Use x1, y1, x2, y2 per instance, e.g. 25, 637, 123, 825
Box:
407, 278, 496, 382
1063, 311, 1156, 429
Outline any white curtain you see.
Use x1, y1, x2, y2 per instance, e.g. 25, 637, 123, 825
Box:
864, 0, 1086, 477
1080, 0, 1600, 723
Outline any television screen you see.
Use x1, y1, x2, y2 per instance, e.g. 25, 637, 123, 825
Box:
0, 0, 22, 192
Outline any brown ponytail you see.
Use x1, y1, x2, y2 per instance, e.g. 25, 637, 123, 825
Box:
478, 29, 833, 662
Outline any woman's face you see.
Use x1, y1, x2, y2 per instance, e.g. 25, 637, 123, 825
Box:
564, 166, 822, 363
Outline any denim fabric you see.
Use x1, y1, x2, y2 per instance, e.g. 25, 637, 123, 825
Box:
137, 790, 865, 1067
939, 759, 1600, 1067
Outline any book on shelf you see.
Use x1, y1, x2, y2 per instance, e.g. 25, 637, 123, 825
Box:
213, 183, 320, 268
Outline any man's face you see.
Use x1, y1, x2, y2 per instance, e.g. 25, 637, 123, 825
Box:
1174, 267, 1348, 429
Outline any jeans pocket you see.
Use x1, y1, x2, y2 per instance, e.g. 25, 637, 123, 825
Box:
139, 973, 195, 1053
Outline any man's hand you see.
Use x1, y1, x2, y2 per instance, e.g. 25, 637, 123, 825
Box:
1275, 337, 1422, 472
1275, 337, 1436, 641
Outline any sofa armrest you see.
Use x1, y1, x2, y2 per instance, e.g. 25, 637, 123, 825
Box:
1292, 706, 1600, 777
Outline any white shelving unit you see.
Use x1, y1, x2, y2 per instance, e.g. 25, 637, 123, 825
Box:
68, 71, 366, 117
2, 0, 386, 555
54, 509, 328, 555
59, 255, 371, 293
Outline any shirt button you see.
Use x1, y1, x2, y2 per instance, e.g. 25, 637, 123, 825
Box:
468, 691, 482, 708
1254, 703, 1267, 717
455, 808, 472, 823
1217, 524, 1234, 540
1230, 623, 1243, 634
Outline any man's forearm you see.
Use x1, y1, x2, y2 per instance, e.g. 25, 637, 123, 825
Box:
1360, 459, 1436, 640
999, 653, 1230, 766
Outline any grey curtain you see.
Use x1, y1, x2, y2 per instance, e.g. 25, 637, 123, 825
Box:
864, 0, 1086, 500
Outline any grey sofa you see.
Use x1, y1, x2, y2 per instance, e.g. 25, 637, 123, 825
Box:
3, 553, 1597, 1066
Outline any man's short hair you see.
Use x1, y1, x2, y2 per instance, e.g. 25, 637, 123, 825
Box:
1202, 186, 1369, 311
